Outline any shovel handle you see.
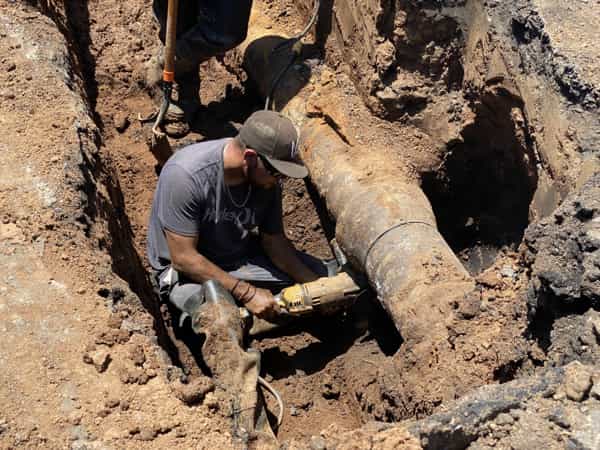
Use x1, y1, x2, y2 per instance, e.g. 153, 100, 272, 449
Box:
163, 0, 179, 83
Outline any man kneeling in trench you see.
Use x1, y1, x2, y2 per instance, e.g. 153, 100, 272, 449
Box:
147, 110, 328, 437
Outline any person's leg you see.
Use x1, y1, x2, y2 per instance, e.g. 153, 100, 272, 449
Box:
174, 0, 253, 64
148, 1, 205, 138
228, 250, 333, 292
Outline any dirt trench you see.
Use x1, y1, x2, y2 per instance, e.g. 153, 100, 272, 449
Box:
44, 0, 406, 441
88, 8, 532, 447
92, 49, 406, 443
50, 0, 531, 440
8, 0, 598, 448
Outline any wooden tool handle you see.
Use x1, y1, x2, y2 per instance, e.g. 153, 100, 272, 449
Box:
163, 0, 179, 82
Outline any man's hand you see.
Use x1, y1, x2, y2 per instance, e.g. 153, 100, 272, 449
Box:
232, 280, 280, 319
244, 287, 280, 320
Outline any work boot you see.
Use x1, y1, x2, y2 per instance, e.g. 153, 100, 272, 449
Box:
145, 49, 200, 138
163, 75, 201, 137
163, 111, 190, 138
174, 69, 202, 114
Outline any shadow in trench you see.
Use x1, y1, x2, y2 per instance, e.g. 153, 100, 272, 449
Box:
258, 294, 403, 381
421, 90, 539, 275
25, 0, 99, 125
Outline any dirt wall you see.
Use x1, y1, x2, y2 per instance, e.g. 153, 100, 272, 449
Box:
296, 0, 599, 221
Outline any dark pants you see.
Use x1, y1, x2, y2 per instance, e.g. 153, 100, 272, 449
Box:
152, 0, 253, 66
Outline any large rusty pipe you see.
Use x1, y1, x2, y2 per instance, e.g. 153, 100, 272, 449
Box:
242, 35, 474, 343
301, 123, 474, 342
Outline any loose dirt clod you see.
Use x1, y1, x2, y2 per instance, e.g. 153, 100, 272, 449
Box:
171, 377, 215, 405
564, 362, 593, 402
114, 112, 130, 133
83, 348, 111, 373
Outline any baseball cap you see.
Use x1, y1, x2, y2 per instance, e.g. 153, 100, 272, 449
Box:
238, 110, 308, 179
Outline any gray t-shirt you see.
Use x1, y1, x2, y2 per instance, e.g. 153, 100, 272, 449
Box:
147, 138, 283, 272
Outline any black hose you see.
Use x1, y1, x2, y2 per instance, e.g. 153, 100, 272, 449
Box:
264, 0, 320, 110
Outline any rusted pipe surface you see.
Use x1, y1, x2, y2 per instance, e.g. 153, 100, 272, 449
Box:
242, 33, 474, 343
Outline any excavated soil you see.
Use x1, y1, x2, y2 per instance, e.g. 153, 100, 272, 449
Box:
1, 0, 599, 449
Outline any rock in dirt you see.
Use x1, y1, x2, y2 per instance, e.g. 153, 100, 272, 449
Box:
106, 315, 122, 329
67, 412, 83, 426
404, 368, 565, 449
95, 328, 131, 346
546, 408, 571, 429
564, 362, 592, 402
544, 309, 600, 367
113, 112, 130, 133
495, 413, 514, 426
105, 398, 120, 409
500, 266, 517, 279
118, 365, 149, 385
97, 408, 111, 418
203, 392, 219, 411
317, 423, 422, 450
524, 173, 600, 314
83, 348, 111, 373
128, 344, 146, 366
309, 435, 326, 450
0, 89, 15, 100
171, 376, 214, 405
568, 406, 600, 450
137, 427, 156, 441
321, 375, 341, 399
476, 270, 501, 288
456, 292, 481, 320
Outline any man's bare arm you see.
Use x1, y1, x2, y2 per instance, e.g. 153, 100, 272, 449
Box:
165, 229, 239, 290
165, 229, 280, 318
261, 232, 319, 284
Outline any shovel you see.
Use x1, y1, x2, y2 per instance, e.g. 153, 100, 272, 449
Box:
142, 0, 179, 165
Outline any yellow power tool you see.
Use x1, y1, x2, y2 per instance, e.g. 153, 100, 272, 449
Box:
274, 271, 362, 315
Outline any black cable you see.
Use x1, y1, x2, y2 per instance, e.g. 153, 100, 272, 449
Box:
264, 0, 320, 110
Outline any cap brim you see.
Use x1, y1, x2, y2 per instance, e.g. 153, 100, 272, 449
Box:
265, 155, 309, 179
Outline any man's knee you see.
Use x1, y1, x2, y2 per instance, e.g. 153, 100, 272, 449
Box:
169, 279, 242, 332
169, 281, 205, 317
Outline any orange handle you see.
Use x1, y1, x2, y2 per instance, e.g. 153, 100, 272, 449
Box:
163, 0, 179, 78
163, 70, 175, 83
